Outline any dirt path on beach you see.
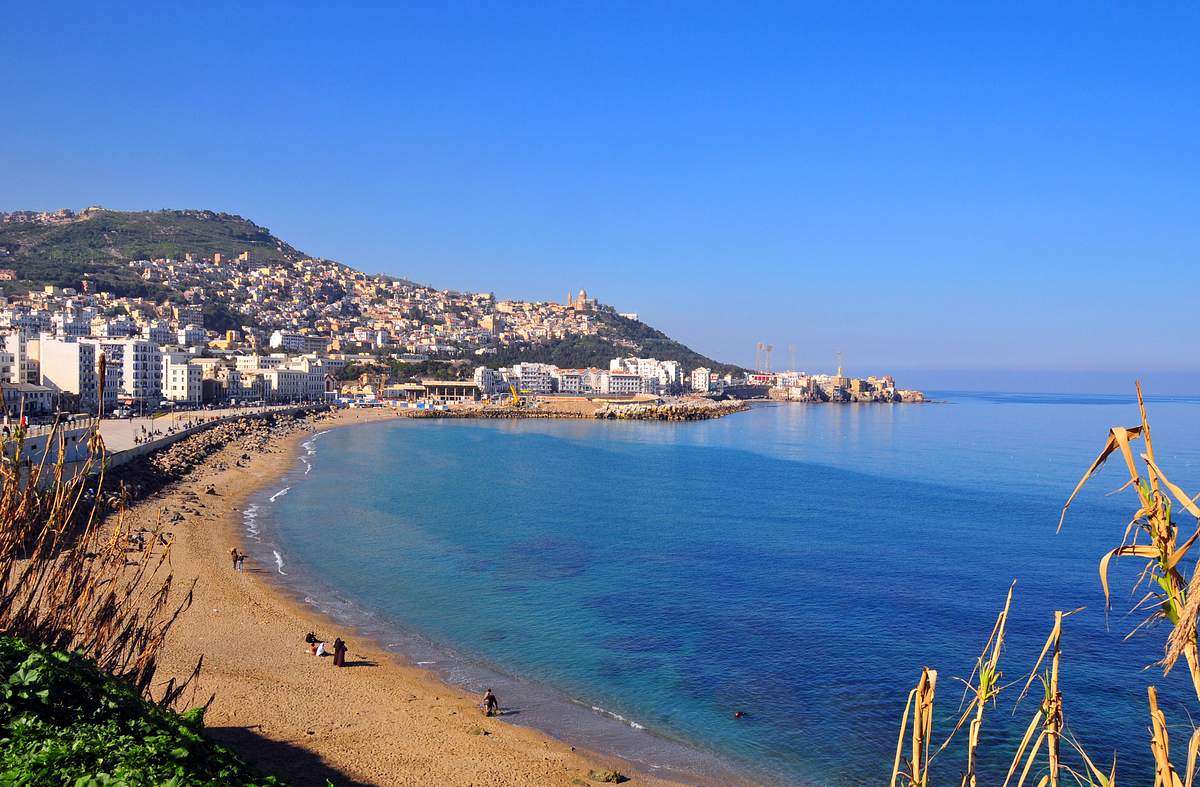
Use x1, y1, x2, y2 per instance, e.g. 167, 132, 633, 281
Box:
128, 408, 688, 787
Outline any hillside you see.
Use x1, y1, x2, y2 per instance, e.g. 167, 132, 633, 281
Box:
0, 208, 305, 297
490, 314, 744, 376
0, 207, 741, 374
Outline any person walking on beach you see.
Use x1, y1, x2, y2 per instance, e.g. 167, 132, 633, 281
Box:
229, 547, 240, 570
236, 553, 246, 571
332, 637, 347, 667
482, 688, 499, 717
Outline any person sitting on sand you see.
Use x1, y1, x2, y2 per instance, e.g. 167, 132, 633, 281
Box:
482, 688, 499, 717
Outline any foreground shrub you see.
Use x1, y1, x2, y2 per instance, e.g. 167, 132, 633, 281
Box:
0, 636, 281, 786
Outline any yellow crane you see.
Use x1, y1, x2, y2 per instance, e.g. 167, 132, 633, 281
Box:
507, 384, 535, 407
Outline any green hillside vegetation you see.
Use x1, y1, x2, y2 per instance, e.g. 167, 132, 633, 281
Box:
486, 313, 743, 376
0, 636, 281, 786
0, 209, 304, 297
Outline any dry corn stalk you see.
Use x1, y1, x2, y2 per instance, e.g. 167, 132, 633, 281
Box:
931, 583, 1015, 787
892, 667, 938, 787
1147, 685, 1200, 787
1004, 611, 1076, 787
1060, 382, 1200, 702
0, 415, 195, 703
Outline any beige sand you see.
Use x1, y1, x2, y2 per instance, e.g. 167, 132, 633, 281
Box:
135, 408, 693, 787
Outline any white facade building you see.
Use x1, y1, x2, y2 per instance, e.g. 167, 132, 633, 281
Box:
603, 371, 642, 396
177, 324, 206, 347
269, 330, 328, 354
161, 352, 202, 403
474, 366, 503, 395
81, 338, 161, 407
142, 322, 175, 345
506, 362, 555, 394
691, 367, 712, 393
610, 356, 682, 394
39, 338, 104, 411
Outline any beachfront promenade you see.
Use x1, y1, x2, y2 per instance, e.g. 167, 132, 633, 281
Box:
97, 405, 322, 453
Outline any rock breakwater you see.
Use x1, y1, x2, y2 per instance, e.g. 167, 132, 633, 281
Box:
592, 399, 749, 421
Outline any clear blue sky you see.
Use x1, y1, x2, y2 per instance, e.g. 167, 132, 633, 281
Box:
1, 2, 1196, 392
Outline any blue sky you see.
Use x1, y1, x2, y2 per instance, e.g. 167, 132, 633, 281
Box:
1, 3, 1196, 392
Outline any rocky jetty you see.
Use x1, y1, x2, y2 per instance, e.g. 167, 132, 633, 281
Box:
405, 399, 749, 421
592, 399, 748, 421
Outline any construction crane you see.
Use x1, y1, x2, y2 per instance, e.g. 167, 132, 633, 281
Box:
508, 383, 522, 406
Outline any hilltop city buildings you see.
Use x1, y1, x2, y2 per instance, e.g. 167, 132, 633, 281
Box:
0, 232, 921, 416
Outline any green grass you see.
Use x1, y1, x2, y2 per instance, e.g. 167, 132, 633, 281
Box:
0, 636, 283, 786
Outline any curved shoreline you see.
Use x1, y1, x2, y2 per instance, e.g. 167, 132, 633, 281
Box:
246, 416, 755, 787
139, 407, 718, 786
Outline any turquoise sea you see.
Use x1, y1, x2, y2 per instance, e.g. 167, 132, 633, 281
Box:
244, 392, 1200, 785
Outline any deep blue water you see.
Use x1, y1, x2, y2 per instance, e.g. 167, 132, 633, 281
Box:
246, 393, 1200, 785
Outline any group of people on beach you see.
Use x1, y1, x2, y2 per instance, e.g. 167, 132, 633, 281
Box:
228, 547, 247, 571
304, 631, 348, 667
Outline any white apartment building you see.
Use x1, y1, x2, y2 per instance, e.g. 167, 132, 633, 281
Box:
269, 330, 328, 354
177, 324, 206, 346
610, 356, 683, 394
53, 313, 90, 338
506, 362, 555, 394
551, 368, 583, 394
82, 338, 161, 407
236, 354, 286, 372
161, 352, 202, 404
90, 317, 136, 338
604, 371, 642, 396
1, 333, 33, 383
548, 367, 607, 395
474, 366, 503, 395
39, 338, 104, 411
691, 367, 712, 393
142, 322, 174, 345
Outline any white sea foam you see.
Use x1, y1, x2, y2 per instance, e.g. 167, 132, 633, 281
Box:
273, 550, 287, 575
588, 704, 645, 730
269, 487, 290, 502
243, 505, 260, 540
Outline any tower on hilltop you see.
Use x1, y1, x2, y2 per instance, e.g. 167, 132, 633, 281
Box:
574, 288, 588, 309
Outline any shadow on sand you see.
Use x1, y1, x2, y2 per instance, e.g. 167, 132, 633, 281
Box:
207, 726, 373, 787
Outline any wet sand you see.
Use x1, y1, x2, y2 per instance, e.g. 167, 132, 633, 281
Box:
134, 407, 690, 787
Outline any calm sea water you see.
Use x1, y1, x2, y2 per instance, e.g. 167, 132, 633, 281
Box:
246, 393, 1200, 785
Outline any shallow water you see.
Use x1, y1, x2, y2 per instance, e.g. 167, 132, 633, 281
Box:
246, 393, 1200, 785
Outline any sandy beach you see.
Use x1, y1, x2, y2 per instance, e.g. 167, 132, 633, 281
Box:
123, 407, 690, 787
